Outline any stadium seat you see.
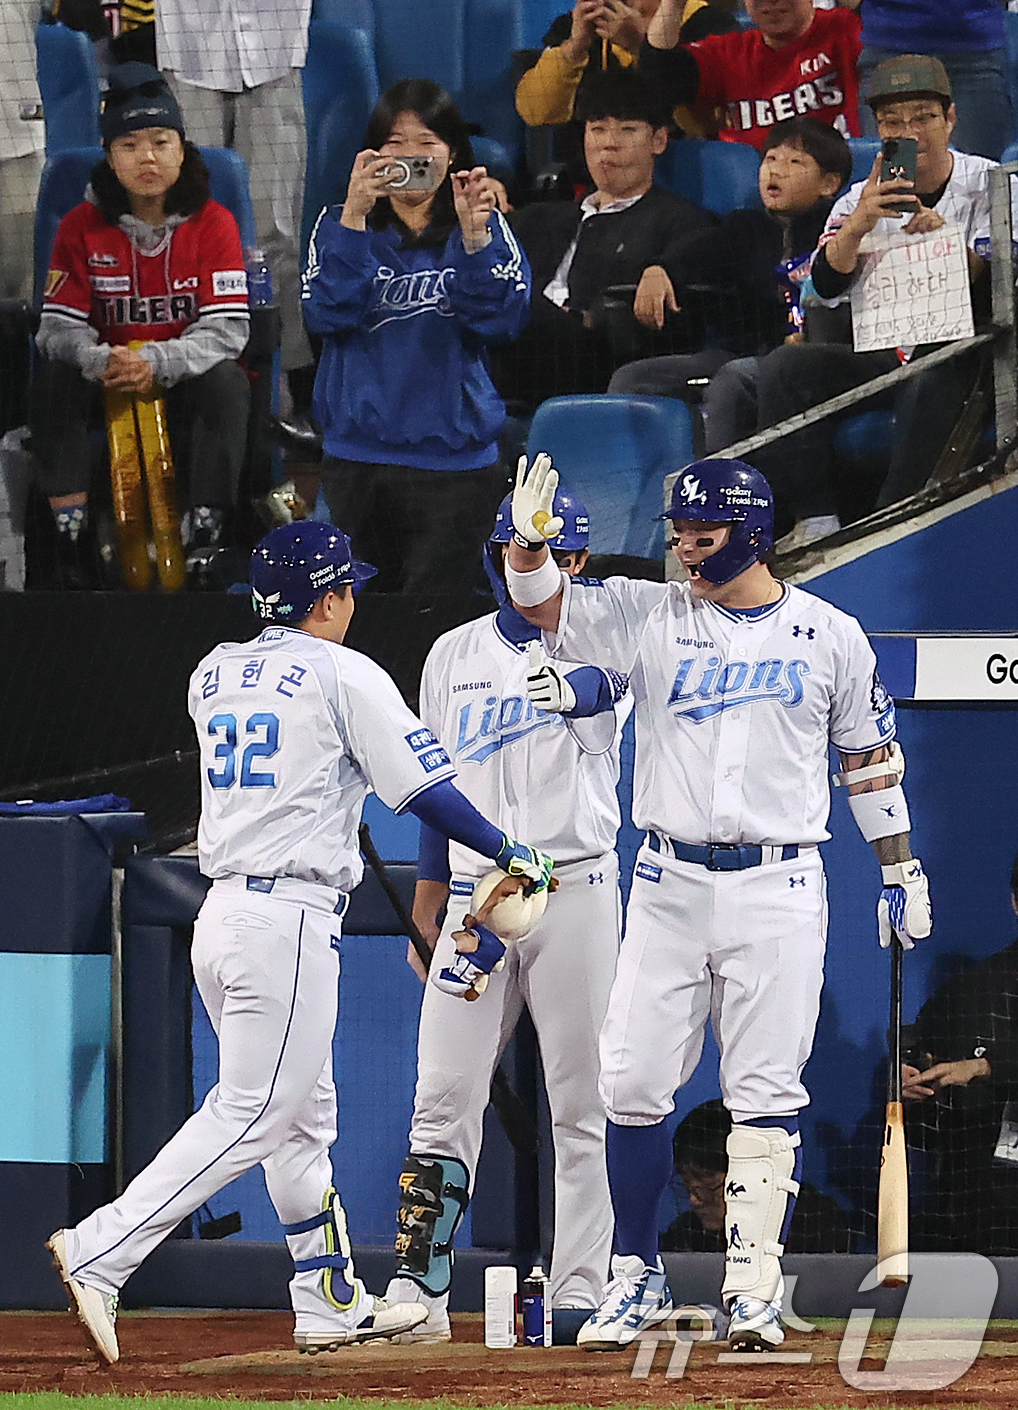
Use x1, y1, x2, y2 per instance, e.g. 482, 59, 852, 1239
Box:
35, 22, 101, 156
373, 0, 466, 104
309, 0, 375, 44
33, 147, 257, 307
301, 17, 380, 253
526, 394, 696, 559
656, 139, 762, 215
1001, 140, 1018, 166
832, 408, 895, 463
847, 137, 880, 187
461, 0, 524, 171
1006, 11, 1018, 145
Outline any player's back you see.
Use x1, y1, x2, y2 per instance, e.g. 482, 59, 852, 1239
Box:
189, 627, 374, 893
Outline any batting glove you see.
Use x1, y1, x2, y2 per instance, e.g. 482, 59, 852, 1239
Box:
512, 453, 563, 548
525, 640, 576, 714
878, 859, 932, 950
432, 922, 506, 1001
494, 836, 555, 893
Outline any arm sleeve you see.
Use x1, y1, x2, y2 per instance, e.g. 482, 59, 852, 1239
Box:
140, 313, 249, 387
39, 211, 111, 378
811, 242, 857, 300
563, 664, 629, 718
407, 778, 504, 858
638, 38, 701, 106
36, 313, 110, 380
301, 208, 380, 337
447, 211, 532, 340
828, 618, 898, 752
515, 43, 588, 125
417, 821, 451, 883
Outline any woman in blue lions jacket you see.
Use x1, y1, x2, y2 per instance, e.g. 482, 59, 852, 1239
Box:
302, 80, 531, 593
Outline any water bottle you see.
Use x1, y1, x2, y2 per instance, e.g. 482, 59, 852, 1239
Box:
245, 247, 274, 307
521, 1263, 551, 1346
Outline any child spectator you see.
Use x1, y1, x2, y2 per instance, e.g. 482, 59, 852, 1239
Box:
609, 116, 851, 454
301, 80, 530, 595
31, 63, 250, 588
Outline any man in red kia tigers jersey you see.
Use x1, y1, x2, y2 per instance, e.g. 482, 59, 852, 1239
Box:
31, 63, 251, 588
640, 0, 862, 147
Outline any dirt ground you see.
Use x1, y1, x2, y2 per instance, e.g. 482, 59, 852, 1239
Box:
4, 1311, 1018, 1406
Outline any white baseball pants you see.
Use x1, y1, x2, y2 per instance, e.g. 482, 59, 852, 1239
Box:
410, 855, 621, 1308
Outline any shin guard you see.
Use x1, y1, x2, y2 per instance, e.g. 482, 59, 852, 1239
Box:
720, 1125, 801, 1307
394, 1153, 469, 1296
283, 1186, 357, 1309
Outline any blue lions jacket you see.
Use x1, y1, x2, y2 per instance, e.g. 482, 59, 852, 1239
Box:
302, 207, 531, 471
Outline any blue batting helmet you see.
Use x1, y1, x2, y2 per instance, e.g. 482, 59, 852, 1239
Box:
489, 488, 590, 552
250, 522, 377, 622
659, 459, 773, 586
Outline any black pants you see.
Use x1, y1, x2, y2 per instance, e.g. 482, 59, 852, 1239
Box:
751, 342, 983, 523
30, 357, 250, 505
320, 456, 506, 594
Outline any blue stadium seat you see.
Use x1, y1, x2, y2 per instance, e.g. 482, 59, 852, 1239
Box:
301, 17, 380, 253
1006, 11, 1018, 146
656, 139, 761, 215
34, 147, 257, 306
461, 0, 524, 171
526, 394, 696, 559
309, 0, 375, 44
831, 408, 895, 463
1001, 140, 1018, 166
373, 0, 465, 101
35, 22, 101, 155
847, 137, 880, 187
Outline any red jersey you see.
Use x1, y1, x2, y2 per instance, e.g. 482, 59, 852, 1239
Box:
688, 7, 862, 148
43, 198, 248, 345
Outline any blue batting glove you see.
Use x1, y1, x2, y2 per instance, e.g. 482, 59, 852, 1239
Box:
494, 836, 554, 893
432, 922, 507, 1000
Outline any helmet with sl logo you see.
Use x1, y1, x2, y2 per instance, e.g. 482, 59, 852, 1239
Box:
659, 458, 773, 585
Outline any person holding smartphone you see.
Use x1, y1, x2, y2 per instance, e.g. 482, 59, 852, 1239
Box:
301, 79, 531, 595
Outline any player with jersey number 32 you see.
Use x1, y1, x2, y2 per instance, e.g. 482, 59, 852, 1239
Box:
46, 521, 554, 1366
506, 453, 931, 1352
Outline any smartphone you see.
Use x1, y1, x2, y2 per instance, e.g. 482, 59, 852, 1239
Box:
379, 155, 439, 193
880, 137, 918, 215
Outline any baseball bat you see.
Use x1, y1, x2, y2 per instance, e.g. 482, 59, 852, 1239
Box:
877, 936, 909, 1286
358, 823, 541, 1156
105, 385, 153, 592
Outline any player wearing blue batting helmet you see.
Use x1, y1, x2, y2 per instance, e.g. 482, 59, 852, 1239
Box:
659, 458, 773, 587
485, 487, 589, 603
250, 521, 377, 623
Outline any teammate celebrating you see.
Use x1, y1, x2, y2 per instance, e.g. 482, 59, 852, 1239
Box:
384, 492, 628, 1343
506, 455, 931, 1351
47, 521, 553, 1365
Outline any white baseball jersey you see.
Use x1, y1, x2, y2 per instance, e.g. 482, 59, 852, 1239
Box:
188, 625, 456, 892
420, 613, 624, 877
551, 576, 895, 846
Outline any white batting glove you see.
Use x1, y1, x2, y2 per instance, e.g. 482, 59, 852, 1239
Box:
877, 859, 932, 950
512, 453, 563, 547
525, 640, 576, 713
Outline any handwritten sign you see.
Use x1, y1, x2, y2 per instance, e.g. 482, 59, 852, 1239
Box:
850, 223, 973, 353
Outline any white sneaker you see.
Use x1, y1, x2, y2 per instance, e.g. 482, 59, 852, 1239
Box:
384, 1277, 452, 1343
774, 515, 841, 555
576, 1254, 673, 1351
294, 1278, 428, 1353
726, 1294, 785, 1351
46, 1230, 120, 1365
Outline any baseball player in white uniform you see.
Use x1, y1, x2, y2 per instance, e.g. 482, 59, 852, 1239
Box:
46, 521, 553, 1365
383, 490, 628, 1344
505, 454, 932, 1352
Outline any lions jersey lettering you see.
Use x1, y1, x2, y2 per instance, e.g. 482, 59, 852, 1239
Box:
367, 265, 453, 329
668, 655, 810, 721
455, 692, 558, 763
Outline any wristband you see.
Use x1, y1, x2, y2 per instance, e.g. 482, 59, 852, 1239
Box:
505, 554, 562, 607
848, 784, 911, 842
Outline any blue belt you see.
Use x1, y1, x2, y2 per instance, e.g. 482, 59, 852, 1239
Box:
246, 876, 349, 916
646, 834, 799, 871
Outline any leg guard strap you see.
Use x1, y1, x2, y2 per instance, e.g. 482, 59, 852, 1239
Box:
394, 1153, 469, 1297
293, 1254, 351, 1273
284, 1187, 357, 1310
282, 1210, 331, 1236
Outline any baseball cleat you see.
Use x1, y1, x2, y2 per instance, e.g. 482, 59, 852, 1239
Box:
294, 1282, 428, 1352
725, 1295, 785, 1351
577, 1254, 673, 1350
46, 1229, 120, 1365
383, 1278, 452, 1343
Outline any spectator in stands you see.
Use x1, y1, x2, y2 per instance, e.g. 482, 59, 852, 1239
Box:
155, 0, 316, 415
31, 64, 250, 589
846, 0, 1014, 162
492, 69, 715, 413
640, 0, 862, 146
750, 55, 996, 552
660, 1100, 853, 1253
1, 0, 45, 303
902, 850, 1018, 1254
301, 80, 530, 596
608, 116, 851, 455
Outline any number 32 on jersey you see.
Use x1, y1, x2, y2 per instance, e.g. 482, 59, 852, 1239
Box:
207, 712, 280, 789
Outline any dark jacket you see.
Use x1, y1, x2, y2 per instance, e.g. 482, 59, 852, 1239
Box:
662, 1180, 853, 1254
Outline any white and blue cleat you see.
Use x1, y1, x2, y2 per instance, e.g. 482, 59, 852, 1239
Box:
725, 1294, 785, 1351
577, 1254, 674, 1350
